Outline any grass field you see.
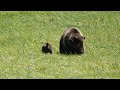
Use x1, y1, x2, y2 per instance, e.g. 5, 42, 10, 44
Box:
0, 11, 120, 79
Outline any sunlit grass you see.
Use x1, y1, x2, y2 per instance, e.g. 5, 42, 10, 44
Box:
0, 11, 120, 79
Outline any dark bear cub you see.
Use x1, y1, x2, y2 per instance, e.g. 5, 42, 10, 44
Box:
59, 27, 85, 54
41, 43, 52, 54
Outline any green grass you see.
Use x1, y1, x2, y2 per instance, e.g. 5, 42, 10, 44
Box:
0, 11, 120, 79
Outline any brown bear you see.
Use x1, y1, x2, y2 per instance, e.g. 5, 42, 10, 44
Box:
41, 43, 52, 54
59, 27, 85, 54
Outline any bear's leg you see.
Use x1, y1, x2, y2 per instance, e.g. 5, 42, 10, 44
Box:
60, 37, 66, 54
64, 45, 71, 54
71, 49, 76, 54
77, 47, 84, 54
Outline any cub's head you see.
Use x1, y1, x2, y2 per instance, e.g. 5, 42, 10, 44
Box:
41, 43, 52, 54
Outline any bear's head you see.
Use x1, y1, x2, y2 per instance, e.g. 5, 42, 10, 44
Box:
68, 33, 85, 48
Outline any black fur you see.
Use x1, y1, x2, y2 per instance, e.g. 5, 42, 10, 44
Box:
41, 43, 52, 54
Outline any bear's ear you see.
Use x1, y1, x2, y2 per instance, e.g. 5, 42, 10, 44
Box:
83, 36, 85, 39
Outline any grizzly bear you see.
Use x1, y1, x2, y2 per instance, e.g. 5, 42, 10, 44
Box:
59, 27, 85, 54
41, 43, 52, 54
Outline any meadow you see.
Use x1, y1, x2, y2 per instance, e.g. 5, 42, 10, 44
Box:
0, 11, 120, 79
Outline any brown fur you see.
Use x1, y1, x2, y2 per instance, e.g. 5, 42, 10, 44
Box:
41, 43, 52, 54
59, 27, 85, 54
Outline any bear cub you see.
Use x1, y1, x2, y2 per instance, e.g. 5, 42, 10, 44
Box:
59, 27, 85, 54
41, 43, 52, 54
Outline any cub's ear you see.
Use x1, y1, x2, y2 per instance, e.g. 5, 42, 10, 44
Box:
46, 43, 49, 46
